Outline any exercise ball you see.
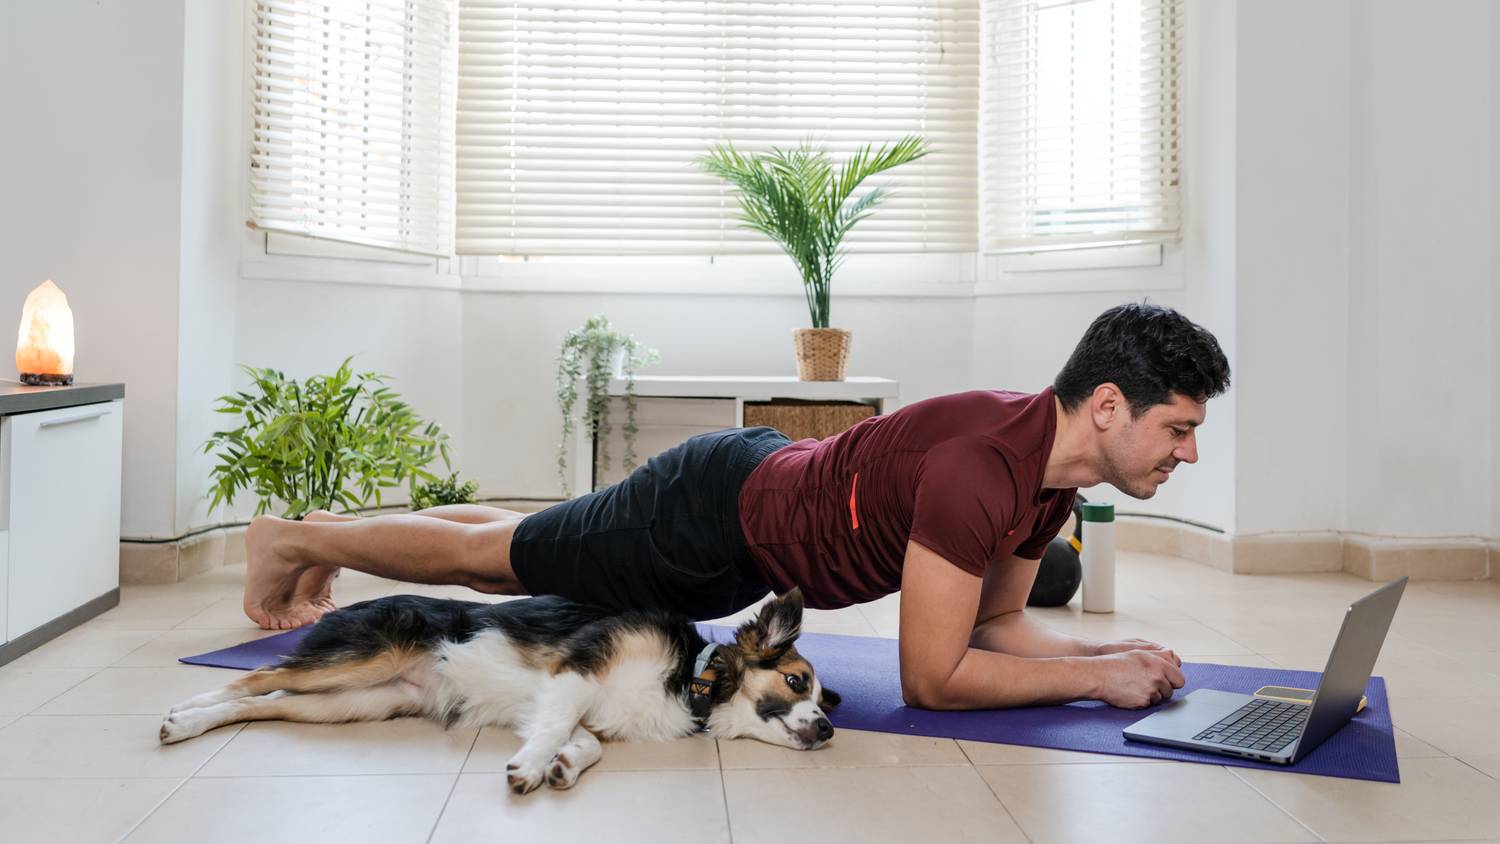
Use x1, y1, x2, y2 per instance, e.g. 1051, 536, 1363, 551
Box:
1026, 494, 1086, 607
1027, 537, 1083, 607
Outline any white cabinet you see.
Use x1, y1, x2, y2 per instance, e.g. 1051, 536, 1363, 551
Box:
1, 399, 123, 648
0, 428, 7, 640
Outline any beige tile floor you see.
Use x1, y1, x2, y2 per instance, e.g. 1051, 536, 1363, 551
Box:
2, 552, 1499, 843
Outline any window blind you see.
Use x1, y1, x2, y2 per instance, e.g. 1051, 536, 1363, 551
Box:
980, 0, 1182, 252
455, 0, 978, 256
249, 0, 458, 256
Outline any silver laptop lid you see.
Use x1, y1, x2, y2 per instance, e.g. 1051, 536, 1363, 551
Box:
1295, 577, 1407, 758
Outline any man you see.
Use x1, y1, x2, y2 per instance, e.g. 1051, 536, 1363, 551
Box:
243, 302, 1231, 710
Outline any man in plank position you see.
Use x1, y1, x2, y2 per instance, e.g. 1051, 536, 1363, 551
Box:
243, 302, 1230, 710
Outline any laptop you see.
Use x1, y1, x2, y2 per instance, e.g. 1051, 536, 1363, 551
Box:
1123, 576, 1407, 765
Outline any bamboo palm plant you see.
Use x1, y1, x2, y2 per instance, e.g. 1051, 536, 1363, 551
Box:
696, 136, 929, 328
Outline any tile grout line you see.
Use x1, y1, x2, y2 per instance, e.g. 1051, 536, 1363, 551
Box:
716, 738, 735, 844
113, 721, 250, 843
1223, 764, 1328, 843
1453, 755, 1500, 784
4, 666, 104, 718
424, 727, 483, 844
962, 747, 1035, 844
7, 627, 171, 674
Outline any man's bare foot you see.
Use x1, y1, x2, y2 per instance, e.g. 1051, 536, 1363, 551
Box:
294, 511, 353, 617
243, 515, 340, 630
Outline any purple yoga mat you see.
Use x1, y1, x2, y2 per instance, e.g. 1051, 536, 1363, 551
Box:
183, 625, 1398, 783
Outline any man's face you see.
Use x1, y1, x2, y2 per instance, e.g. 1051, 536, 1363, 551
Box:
1100, 391, 1205, 499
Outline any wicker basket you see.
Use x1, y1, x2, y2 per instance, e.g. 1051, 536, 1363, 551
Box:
743, 399, 875, 442
792, 327, 852, 381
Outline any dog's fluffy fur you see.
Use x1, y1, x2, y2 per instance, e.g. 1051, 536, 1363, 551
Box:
161, 589, 838, 793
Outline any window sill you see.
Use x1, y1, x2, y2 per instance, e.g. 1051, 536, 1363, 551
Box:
992, 242, 1163, 273
265, 231, 438, 265
236, 245, 1188, 299
239, 259, 463, 291
976, 241, 1185, 297
241, 230, 461, 291
459, 253, 977, 297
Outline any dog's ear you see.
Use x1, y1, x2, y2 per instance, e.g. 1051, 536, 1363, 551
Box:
736, 588, 804, 662
819, 686, 842, 711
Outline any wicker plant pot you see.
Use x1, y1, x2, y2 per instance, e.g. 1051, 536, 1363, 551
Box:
792, 328, 852, 381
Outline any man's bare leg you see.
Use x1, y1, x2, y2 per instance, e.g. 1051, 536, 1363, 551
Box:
243, 505, 531, 630
277, 505, 528, 623
305, 504, 525, 525
293, 504, 524, 613
410, 504, 526, 523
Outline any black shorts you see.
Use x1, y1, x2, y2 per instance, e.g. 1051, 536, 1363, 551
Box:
509, 427, 790, 620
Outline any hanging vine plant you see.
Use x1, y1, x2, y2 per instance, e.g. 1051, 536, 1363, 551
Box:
556, 315, 659, 496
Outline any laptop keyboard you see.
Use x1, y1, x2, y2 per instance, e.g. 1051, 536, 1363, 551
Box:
1192, 698, 1309, 753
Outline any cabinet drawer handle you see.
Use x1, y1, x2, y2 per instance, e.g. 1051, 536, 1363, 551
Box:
38, 408, 111, 429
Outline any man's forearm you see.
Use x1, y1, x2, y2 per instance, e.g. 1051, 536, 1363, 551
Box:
907, 646, 1101, 710
970, 610, 1101, 658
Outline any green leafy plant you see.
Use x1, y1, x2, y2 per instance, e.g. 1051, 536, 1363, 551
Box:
556, 315, 659, 496
205, 358, 450, 520
696, 136, 929, 328
410, 472, 480, 511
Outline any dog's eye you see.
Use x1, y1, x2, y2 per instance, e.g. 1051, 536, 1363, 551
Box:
784, 673, 807, 694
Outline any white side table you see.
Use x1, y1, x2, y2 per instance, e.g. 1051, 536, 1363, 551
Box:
573, 375, 899, 496
0, 381, 125, 666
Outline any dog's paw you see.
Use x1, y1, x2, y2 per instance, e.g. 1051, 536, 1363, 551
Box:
159, 709, 209, 744
505, 759, 545, 795
544, 751, 582, 790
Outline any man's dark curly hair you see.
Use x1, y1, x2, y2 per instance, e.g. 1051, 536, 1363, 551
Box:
1054, 303, 1231, 416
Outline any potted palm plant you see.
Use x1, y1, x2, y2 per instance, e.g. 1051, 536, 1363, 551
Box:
697, 136, 929, 380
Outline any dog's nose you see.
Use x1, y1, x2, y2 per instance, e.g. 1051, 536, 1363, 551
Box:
814, 717, 834, 742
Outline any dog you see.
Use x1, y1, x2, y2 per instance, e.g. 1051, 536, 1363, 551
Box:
160, 588, 839, 793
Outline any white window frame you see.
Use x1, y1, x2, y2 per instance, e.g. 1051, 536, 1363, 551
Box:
243, 0, 459, 259
453, 0, 980, 258
979, 0, 1185, 258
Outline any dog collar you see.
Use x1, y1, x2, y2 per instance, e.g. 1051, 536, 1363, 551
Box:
689, 643, 719, 726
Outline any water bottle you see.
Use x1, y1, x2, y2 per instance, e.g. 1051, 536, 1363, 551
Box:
1080, 501, 1115, 613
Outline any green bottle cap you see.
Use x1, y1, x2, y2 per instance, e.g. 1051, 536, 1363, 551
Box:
1080, 502, 1115, 523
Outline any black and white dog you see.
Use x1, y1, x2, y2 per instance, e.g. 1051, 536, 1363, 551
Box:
161, 588, 839, 793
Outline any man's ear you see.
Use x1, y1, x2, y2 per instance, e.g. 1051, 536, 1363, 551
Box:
736, 588, 804, 660
819, 686, 842, 710
1091, 382, 1125, 429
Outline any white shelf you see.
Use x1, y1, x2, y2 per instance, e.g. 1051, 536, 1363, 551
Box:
607, 375, 899, 402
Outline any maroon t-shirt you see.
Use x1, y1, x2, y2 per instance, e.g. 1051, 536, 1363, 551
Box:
737, 388, 1077, 609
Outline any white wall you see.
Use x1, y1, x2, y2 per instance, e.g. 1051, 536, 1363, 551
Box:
176, 0, 242, 533
1343, 0, 1494, 539
1233, 0, 1351, 536
1175, 0, 1239, 534
0, 0, 186, 539
1493, 0, 1500, 543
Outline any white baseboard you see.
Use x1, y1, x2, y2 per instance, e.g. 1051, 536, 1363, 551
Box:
1115, 517, 1495, 581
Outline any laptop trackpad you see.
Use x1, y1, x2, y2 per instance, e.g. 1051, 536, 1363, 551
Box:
1124, 688, 1252, 741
